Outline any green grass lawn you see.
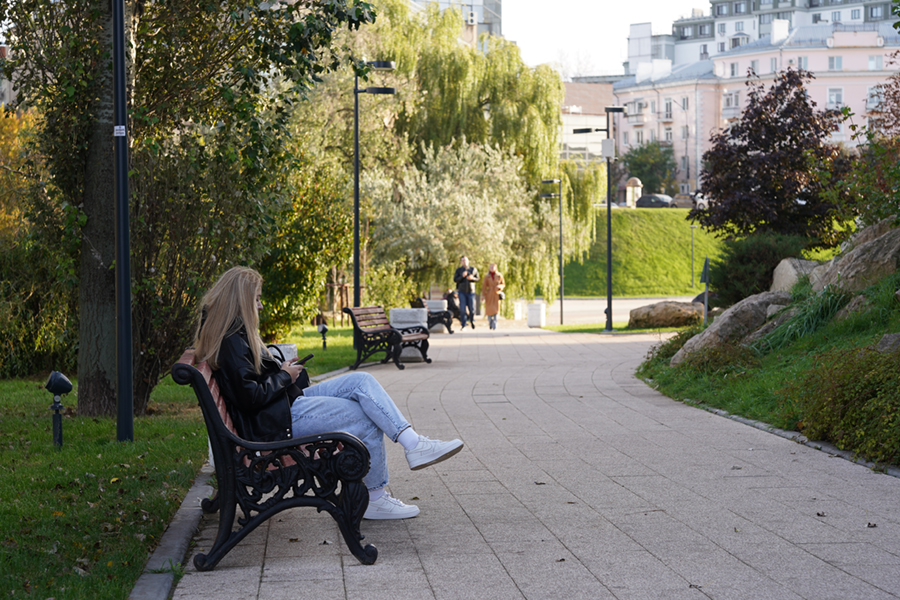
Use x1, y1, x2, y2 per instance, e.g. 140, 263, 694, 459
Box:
563, 208, 724, 297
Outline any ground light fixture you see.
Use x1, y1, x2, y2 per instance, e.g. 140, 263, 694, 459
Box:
540, 178, 564, 325
573, 106, 626, 332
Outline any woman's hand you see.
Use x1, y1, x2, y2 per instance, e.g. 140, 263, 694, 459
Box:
280, 357, 305, 383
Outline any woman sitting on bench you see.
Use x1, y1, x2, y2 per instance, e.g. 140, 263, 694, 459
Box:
193, 266, 463, 520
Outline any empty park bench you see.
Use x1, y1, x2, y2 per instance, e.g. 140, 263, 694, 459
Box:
411, 297, 454, 334
171, 349, 378, 571
342, 306, 431, 370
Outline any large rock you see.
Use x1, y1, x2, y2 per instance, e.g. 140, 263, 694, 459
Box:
841, 216, 897, 252
813, 227, 900, 293
743, 307, 799, 345
670, 291, 791, 366
876, 333, 900, 353
770, 258, 821, 292
628, 301, 705, 329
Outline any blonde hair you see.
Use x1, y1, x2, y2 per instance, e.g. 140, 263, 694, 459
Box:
193, 266, 267, 372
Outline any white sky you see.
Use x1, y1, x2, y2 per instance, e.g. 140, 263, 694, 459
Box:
503, 0, 709, 76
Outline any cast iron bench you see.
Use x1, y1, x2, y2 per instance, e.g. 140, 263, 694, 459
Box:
342, 306, 431, 370
171, 349, 378, 571
411, 297, 454, 334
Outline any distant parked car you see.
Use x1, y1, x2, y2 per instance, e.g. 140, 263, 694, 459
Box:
692, 192, 710, 210
635, 193, 674, 208
671, 194, 694, 208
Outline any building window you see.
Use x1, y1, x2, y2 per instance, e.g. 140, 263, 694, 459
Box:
760, 13, 773, 24
813, 13, 822, 23
682, 125, 690, 139
664, 98, 673, 119
735, 21, 744, 31
723, 91, 740, 108
827, 87, 843, 109
623, 131, 629, 146
665, 127, 673, 142
681, 156, 689, 171
718, 42, 726, 52
798, 56, 808, 69
832, 11, 841, 22
730, 62, 739, 76
682, 26, 693, 38
650, 100, 656, 115
718, 22, 726, 35
851, 8, 860, 19
750, 59, 759, 73
700, 43, 708, 58
635, 131, 643, 144
761, 0, 773, 5
730, 37, 746, 49
716, 4, 728, 16
681, 97, 689, 110
828, 56, 843, 71
870, 5, 884, 19
777, 12, 792, 22
867, 86, 884, 110
869, 55, 883, 70
734, 1, 746, 14
650, 130, 656, 142
699, 24, 711, 36
770, 57, 778, 72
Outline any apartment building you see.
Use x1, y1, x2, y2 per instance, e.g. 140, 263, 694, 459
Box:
612, 14, 899, 196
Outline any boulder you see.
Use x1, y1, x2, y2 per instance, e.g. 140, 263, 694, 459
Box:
770, 258, 821, 292
841, 217, 897, 253
834, 294, 871, 322
743, 307, 799, 345
670, 291, 792, 366
628, 301, 705, 329
766, 304, 787, 319
876, 333, 900, 353
813, 227, 900, 293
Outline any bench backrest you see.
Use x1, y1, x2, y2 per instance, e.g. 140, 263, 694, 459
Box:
344, 306, 393, 334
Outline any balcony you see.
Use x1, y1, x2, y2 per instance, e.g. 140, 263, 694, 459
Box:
628, 113, 647, 126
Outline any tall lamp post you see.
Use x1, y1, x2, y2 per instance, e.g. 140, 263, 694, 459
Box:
574, 106, 626, 332
354, 60, 395, 309
540, 178, 563, 325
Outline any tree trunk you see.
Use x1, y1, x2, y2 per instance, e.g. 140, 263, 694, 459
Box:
77, 1, 139, 417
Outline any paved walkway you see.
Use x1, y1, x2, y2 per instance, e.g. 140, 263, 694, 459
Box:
164, 325, 900, 600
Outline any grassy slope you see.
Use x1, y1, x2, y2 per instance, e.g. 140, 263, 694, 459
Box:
564, 208, 724, 297
636, 272, 900, 466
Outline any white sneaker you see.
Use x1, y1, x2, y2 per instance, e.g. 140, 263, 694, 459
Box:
405, 435, 464, 471
363, 493, 420, 520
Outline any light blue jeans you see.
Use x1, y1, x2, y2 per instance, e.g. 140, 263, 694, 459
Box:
290, 372, 409, 491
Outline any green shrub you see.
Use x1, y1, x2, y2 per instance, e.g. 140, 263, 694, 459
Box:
778, 347, 900, 465
638, 325, 702, 372
680, 342, 761, 376
710, 233, 809, 307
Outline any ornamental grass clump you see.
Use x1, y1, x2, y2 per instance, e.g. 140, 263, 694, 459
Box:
751, 285, 849, 354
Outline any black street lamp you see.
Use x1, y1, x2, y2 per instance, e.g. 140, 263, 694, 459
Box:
353, 60, 395, 309
540, 178, 563, 325
573, 106, 626, 332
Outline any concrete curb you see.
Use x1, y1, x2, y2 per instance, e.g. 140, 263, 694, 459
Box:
128, 464, 214, 600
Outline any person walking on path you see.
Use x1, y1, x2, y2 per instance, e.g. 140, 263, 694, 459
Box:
481, 263, 505, 331
453, 255, 479, 329
193, 266, 463, 520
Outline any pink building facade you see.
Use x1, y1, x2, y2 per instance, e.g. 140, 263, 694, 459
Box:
612, 21, 900, 197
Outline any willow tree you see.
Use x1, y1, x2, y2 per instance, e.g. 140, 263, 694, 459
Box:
1, 0, 377, 414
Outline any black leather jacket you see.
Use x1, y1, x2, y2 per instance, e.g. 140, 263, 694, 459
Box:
454, 266, 479, 294
212, 326, 294, 443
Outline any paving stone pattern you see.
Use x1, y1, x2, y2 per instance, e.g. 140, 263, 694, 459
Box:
171, 325, 900, 600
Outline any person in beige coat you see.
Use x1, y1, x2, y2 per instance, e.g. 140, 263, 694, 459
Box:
481, 263, 505, 330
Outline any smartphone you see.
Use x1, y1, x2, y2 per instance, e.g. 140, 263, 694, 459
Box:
297, 353, 314, 364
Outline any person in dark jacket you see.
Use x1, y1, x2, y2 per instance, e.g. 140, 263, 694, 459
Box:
193, 267, 463, 520
453, 255, 479, 329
